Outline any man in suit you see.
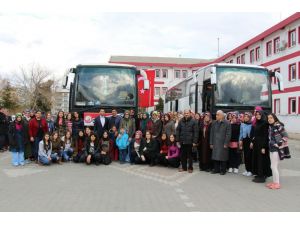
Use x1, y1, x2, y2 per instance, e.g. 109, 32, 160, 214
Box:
94, 109, 109, 138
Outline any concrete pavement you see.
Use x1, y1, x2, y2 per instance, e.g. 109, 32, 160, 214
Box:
0, 140, 300, 212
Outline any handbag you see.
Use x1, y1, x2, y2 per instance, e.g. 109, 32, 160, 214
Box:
228, 141, 238, 149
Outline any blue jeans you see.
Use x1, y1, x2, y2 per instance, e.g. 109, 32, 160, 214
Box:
62, 148, 74, 161
119, 149, 127, 163
11, 150, 25, 166
32, 137, 43, 160
39, 155, 51, 165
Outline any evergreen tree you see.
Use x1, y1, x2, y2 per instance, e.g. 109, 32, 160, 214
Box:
156, 97, 164, 112
0, 81, 19, 111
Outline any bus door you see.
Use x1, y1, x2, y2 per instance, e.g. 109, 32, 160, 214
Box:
202, 79, 212, 112
175, 99, 179, 112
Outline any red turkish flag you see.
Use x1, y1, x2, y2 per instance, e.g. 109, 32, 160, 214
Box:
138, 70, 155, 108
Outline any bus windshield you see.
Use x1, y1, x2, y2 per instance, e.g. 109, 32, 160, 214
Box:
75, 67, 136, 107
215, 67, 271, 108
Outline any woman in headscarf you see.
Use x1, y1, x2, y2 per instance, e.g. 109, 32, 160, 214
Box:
8, 113, 29, 166
251, 110, 272, 183
139, 113, 149, 137
198, 112, 213, 172
228, 112, 241, 174
129, 130, 146, 164
239, 112, 253, 176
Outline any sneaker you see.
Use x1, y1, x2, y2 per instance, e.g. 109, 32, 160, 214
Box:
178, 168, 187, 172
228, 168, 233, 173
188, 169, 193, 173
266, 182, 275, 188
242, 171, 248, 176
246, 172, 253, 177
233, 168, 239, 174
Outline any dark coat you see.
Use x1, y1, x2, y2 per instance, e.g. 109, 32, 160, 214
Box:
94, 116, 109, 138
199, 123, 212, 165
146, 119, 162, 138
176, 116, 199, 144
72, 118, 84, 138
0, 112, 9, 135
251, 119, 272, 177
210, 120, 231, 161
8, 121, 29, 150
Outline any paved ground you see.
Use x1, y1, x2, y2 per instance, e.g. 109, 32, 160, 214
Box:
1, 140, 300, 212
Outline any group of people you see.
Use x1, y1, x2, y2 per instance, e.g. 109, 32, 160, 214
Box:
0, 105, 290, 190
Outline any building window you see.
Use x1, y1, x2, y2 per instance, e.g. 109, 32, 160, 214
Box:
288, 97, 297, 114
274, 99, 280, 114
255, 47, 260, 61
175, 70, 181, 79
288, 29, 296, 47
250, 49, 255, 63
241, 54, 245, 64
236, 56, 240, 64
274, 37, 280, 54
155, 69, 160, 78
162, 69, 168, 78
182, 70, 188, 78
229, 59, 233, 63
273, 68, 280, 84
289, 63, 296, 81
162, 87, 168, 95
155, 87, 160, 96
299, 26, 300, 44
266, 41, 272, 57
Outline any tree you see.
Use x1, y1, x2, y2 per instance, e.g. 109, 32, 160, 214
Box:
0, 80, 19, 112
155, 97, 164, 112
14, 64, 57, 112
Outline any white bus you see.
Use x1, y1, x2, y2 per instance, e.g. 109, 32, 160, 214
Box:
164, 63, 283, 117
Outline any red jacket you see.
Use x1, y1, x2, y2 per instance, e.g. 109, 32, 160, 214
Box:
29, 118, 48, 138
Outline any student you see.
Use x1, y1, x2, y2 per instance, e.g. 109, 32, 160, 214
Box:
166, 134, 180, 168
99, 131, 113, 165
61, 131, 74, 161
85, 133, 101, 165
73, 130, 86, 163
251, 110, 272, 183
108, 125, 119, 161
72, 112, 84, 140
198, 112, 213, 172
267, 113, 289, 189
116, 127, 129, 164
8, 113, 29, 166
139, 113, 149, 137
162, 114, 175, 138
46, 112, 55, 135
85, 126, 92, 140
239, 112, 253, 176
51, 131, 63, 164
55, 110, 66, 139
38, 133, 55, 165
158, 133, 169, 166
65, 112, 73, 134
228, 113, 241, 174
129, 130, 146, 164
143, 131, 159, 166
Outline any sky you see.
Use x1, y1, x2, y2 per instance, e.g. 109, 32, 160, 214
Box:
0, 10, 295, 80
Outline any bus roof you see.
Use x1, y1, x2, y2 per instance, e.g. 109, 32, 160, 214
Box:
76, 63, 137, 69
166, 63, 268, 91
209, 63, 267, 70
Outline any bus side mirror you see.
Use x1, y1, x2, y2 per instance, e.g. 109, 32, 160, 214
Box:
144, 80, 150, 90
69, 68, 76, 73
211, 67, 217, 84
275, 71, 284, 91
